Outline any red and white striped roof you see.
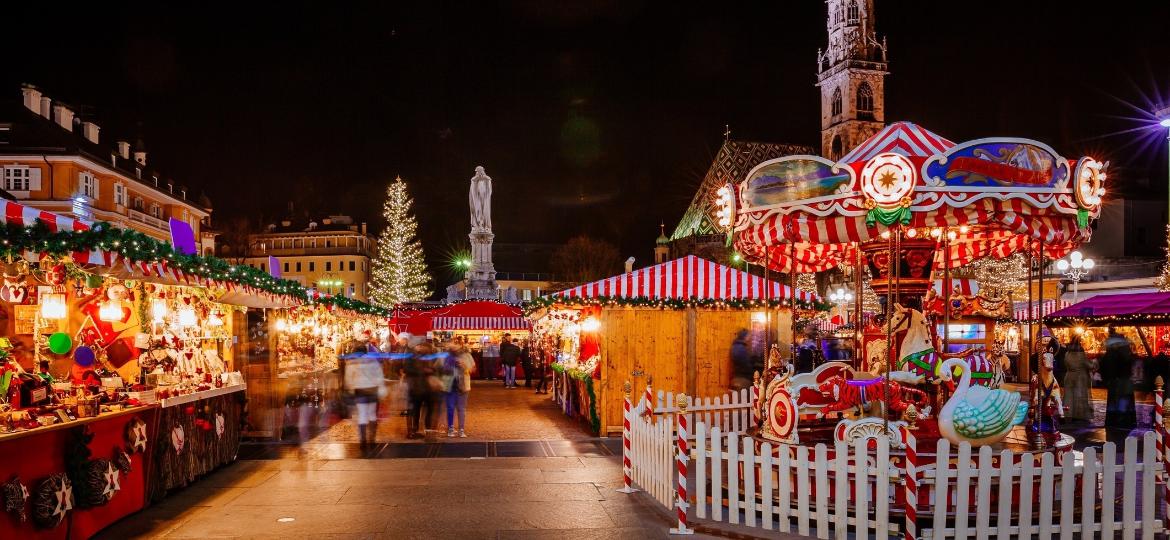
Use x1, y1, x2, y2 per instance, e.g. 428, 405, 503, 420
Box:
838, 121, 955, 164
933, 279, 979, 297
553, 255, 818, 303
0, 200, 107, 266
432, 316, 531, 331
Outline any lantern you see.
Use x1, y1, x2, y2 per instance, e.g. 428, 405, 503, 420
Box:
99, 300, 123, 322
41, 293, 67, 320
178, 307, 198, 327
151, 299, 169, 321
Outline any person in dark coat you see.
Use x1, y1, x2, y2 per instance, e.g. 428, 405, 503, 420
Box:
731, 329, 752, 391
521, 340, 534, 388
500, 334, 521, 388
1101, 328, 1137, 429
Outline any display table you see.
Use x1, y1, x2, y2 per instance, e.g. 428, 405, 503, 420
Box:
0, 406, 158, 540
147, 384, 245, 503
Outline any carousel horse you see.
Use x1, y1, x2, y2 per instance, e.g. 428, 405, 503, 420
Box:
882, 303, 1002, 387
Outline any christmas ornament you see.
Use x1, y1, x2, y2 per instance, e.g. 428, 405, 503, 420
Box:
171, 425, 185, 454
32, 473, 72, 528
48, 333, 73, 355
3, 475, 29, 523
125, 417, 148, 453
0, 262, 28, 304
215, 414, 225, 438
183, 405, 196, 416
73, 346, 96, 368
79, 459, 117, 507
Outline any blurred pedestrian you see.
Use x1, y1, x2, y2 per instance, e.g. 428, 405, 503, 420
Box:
731, 329, 752, 391
1101, 327, 1137, 429
444, 340, 476, 437
482, 336, 500, 380
1061, 336, 1095, 422
500, 334, 521, 388
534, 341, 550, 394
404, 339, 442, 439
344, 337, 386, 449
521, 339, 534, 388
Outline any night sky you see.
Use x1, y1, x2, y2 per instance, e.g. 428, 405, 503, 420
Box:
5, 1, 1169, 282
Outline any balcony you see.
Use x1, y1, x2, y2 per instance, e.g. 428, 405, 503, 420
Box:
256, 246, 373, 257
128, 208, 167, 232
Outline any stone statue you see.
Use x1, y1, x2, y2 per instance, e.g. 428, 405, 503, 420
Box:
469, 166, 492, 232
445, 284, 464, 303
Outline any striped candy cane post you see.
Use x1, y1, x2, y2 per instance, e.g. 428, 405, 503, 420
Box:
900, 425, 918, 540
1157, 378, 1167, 512
669, 394, 693, 535
750, 371, 760, 428
618, 381, 638, 494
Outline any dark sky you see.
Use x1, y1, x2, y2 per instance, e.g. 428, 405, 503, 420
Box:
5, 1, 1170, 281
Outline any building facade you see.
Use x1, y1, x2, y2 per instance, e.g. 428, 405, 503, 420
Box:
232, 216, 375, 302
817, 0, 888, 160
1, 85, 212, 251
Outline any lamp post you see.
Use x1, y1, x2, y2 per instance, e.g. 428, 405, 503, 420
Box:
1055, 250, 1095, 304
829, 287, 854, 326
318, 274, 344, 296
1158, 105, 1170, 225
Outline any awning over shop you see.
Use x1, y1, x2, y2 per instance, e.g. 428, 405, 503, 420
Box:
553, 255, 818, 303
1045, 292, 1170, 327
389, 301, 531, 334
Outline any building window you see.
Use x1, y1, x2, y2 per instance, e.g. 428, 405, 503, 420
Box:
362, 261, 366, 272
261, 262, 266, 272
831, 135, 843, 161
284, 262, 289, 272
326, 261, 332, 271
847, 0, 859, 23
831, 87, 842, 117
149, 203, 161, 219
79, 171, 98, 199
349, 260, 355, 272
296, 262, 302, 272
3, 166, 32, 191
856, 82, 874, 119
309, 262, 315, 272
523, 289, 533, 301
114, 183, 127, 207
349, 283, 355, 297
133, 197, 144, 211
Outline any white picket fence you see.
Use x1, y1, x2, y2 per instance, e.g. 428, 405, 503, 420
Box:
625, 388, 1169, 538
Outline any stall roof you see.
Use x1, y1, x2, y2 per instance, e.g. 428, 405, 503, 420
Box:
389, 301, 531, 334
1044, 292, 1170, 327
552, 255, 818, 303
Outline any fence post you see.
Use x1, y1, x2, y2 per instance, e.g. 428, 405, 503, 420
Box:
750, 371, 760, 430
1157, 376, 1167, 516
670, 393, 694, 535
645, 376, 655, 417
619, 380, 638, 494
900, 425, 918, 540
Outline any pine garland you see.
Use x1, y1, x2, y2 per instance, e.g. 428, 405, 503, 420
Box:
370, 177, 431, 307
0, 219, 389, 316
524, 294, 829, 314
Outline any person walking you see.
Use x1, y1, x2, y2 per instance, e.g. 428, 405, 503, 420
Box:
534, 341, 550, 394
343, 341, 386, 448
500, 334, 521, 388
444, 339, 476, 437
1061, 336, 1095, 422
521, 340, 534, 388
1101, 328, 1137, 429
482, 337, 501, 381
404, 340, 441, 439
730, 329, 752, 391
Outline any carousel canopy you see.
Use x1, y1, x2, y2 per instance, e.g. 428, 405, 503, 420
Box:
730, 121, 1105, 273
552, 255, 818, 303
1045, 292, 1170, 327
390, 301, 531, 334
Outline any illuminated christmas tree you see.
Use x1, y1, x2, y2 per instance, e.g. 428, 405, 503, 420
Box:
370, 176, 431, 306
1158, 225, 1170, 291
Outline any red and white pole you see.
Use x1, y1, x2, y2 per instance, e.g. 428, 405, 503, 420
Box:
1156, 377, 1167, 513
670, 394, 694, 535
618, 381, 638, 494
750, 371, 760, 429
900, 424, 918, 540
644, 377, 655, 417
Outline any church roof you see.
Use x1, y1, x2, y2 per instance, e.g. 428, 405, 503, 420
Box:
671, 139, 814, 241
838, 121, 954, 163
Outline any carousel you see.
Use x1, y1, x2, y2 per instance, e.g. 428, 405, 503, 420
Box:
725, 122, 1107, 465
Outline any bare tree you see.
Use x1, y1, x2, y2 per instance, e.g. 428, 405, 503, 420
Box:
217, 216, 261, 264
551, 235, 622, 285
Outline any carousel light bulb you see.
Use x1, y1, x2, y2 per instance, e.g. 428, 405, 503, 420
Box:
178, 307, 198, 327
275, 318, 288, 332
931, 228, 942, 238
905, 228, 918, 238
99, 300, 123, 322
880, 231, 891, 240
40, 293, 67, 320
151, 299, 169, 321
959, 225, 969, 234
947, 231, 958, 241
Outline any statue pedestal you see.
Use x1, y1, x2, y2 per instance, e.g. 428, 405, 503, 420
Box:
466, 229, 498, 300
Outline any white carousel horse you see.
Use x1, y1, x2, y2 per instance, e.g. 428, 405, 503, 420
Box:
882, 303, 1001, 387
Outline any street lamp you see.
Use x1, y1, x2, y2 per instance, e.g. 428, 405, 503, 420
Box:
1055, 250, 1095, 303
829, 287, 854, 323
1158, 105, 1170, 224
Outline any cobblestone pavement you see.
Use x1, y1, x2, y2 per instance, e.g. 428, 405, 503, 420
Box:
299, 380, 592, 443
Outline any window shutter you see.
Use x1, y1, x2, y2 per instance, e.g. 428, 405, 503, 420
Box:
29, 168, 42, 191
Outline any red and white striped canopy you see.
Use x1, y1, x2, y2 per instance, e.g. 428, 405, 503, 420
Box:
0, 200, 108, 266
553, 255, 818, 303
839, 122, 955, 163
933, 279, 979, 297
432, 316, 531, 331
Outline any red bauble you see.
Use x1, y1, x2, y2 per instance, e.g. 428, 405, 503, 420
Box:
183, 405, 195, 416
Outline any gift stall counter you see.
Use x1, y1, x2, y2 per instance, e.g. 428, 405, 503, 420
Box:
148, 384, 245, 503
0, 406, 158, 540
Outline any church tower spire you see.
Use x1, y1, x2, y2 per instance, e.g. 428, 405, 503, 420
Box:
817, 0, 888, 160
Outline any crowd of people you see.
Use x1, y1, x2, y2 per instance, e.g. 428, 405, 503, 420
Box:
339, 331, 553, 445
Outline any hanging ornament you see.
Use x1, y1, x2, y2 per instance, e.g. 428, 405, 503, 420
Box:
3, 475, 29, 523
79, 459, 118, 507
0, 262, 28, 304
125, 417, 148, 453
47, 333, 73, 355
171, 425, 185, 454
32, 473, 72, 529
215, 414, 225, 438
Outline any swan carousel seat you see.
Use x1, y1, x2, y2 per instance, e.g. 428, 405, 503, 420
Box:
936, 357, 1028, 447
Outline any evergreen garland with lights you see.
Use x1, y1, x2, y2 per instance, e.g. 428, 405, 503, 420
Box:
370, 177, 431, 307
524, 294, 829, 315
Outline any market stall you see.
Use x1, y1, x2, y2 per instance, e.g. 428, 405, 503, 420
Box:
528, 255, 821, 435
390, 301, 531, 378
1045, 291, 1170, 359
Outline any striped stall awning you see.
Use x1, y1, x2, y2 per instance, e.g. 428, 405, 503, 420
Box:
838, 121, 955, 163
1013, 300, 1069, 321
432, 316, 532, 331
0, 200, 108, 266
553, 255, 818, 303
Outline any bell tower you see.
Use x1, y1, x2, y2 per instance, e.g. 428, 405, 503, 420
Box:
817, 0, 888, 160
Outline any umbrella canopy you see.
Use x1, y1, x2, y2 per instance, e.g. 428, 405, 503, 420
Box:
1045, 292, 1170, 327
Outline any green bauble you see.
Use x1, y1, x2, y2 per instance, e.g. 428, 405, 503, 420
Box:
48, 333, 73, 354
